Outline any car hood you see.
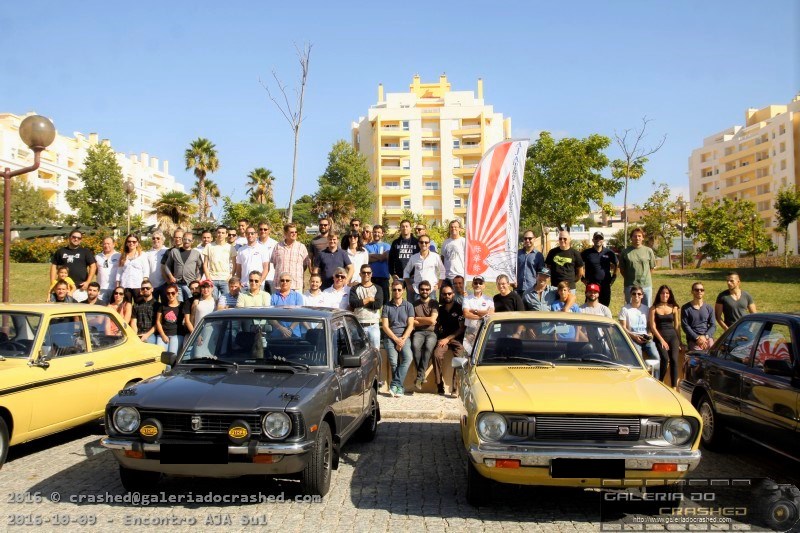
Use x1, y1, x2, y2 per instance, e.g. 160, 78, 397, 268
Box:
116, 368, 320, 411
475, 366, 685, 416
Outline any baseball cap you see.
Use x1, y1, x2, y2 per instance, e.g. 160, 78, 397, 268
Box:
473, 275, 485, 283
593, 232, 604, 240
537, 267, 551, 277
199, 279, 214, 287
585, 283, 600, 293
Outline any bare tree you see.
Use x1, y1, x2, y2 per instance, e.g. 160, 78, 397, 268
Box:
260, 42, 312, 222
612, 117, 666, 247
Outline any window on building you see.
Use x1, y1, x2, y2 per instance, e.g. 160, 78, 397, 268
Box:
781, 160, 787, 171
402, 160, 410, 169
385, 181, 399, 189
453, 178, 461, 188
453, 139, 460, 149
402, 121, 409, 131
402, 199, 411, 209
780, 142, 786, 153
779, 125, 786, 135
454, 198, 462, 208
452, 158, 461, 168
402, 140, 409, 150
402, 179, 411, 190
424, 182, 440, 190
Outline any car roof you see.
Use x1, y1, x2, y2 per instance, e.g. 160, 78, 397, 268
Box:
738, 312, 800, 323
209, 305, 346, 320
0, 303, 102, 313
483, 311, 617, 325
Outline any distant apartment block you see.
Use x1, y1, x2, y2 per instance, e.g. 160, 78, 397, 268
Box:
0, 112, 184, 227
352, 75, 511, 228
688, 95, 800, 255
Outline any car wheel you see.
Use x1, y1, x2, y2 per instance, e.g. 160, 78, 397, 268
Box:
119, 465, 161, 492
697, 394, 730, 450
466, 460, 491, 506
301, 421, 332, 497
356, 389, 380, 442
0, 417, 9, 467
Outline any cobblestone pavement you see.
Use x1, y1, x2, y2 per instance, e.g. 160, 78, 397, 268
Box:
2, 396, 799, 532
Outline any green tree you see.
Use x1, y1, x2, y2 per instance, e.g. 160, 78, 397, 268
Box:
612, 117, 666, 247
151, 191, 196, 230
313, 140, 374, 228
184, 137, 219, 223
246, 168, 276, 206
521, 131, 619, 239
291, 194, 317, 229
191, 178, 220, 219
636, 183, 678, 258
66, 143, 129, 227
687, 195, 773, 266
774, 186, 800, 267
0, 180, 60, 225
219, 197, 280, 230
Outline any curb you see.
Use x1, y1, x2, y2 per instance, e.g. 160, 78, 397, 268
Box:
380, 409, 460, 421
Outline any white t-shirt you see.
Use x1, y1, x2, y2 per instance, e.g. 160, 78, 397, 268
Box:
441, 237, 465, 280
618, 304, 650, 334
463, 293, 494, 331
236, 244, 268, 279
322, 286, 350, 310
204, 242, 234, 281
347, 249, 370, 284
95, 251, 120, 291
303, 291, 326, 307
147, 247, 167, 287
580, 303, 613, 318
259, 238, 278, 282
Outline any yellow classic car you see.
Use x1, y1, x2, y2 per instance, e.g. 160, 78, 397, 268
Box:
452, 312, 702, 506
0, 304, 165, 468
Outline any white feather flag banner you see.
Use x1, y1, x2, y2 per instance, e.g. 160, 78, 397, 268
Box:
465, 139, 529, 282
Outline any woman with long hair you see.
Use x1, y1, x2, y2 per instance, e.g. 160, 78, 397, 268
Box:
106, 287, 132, 334
649, 284, 681, 386
117, 234, 148, 302
343, 231, 369, 286
156, 283, 185, 353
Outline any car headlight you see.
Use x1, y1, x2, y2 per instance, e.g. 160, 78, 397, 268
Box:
663, 417, 693, 445
262, 412, 291, 439
113, 406, 140, 434
476, 412, 507, 441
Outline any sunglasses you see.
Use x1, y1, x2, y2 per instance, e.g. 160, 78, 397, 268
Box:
248, 279, 260, 283
70, 235, 82, 240
558, 237, 569, 241
693, 288, 705, 292
418, 241, 430, 245
361, 271, 372, 275
631, 292, 643, 296
113, 291, 124, 296
442, 292, 454, 296
334, 274, 347, 279
141, 287, 152, 291
392, 288, 404, 292
246, 231, 256, 235
127, 240, 138, 244
259, 228, 269, 232
473, 281, 484, 285
523, 237, 534, 240
166, 291, 177, 296
279, 279, 291, 282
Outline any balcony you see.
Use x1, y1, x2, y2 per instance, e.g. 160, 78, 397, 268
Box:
380, 166, 410, 177
453, 165, 478, 176
33, 177, 59, 191
422, 167, 439, 177
380, 146, 408, 157
453, 145, 482, 156
453, 126, 481, 136
380, 127, 410, 137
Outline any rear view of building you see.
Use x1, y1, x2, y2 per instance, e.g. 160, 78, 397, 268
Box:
352, 75, 511, 228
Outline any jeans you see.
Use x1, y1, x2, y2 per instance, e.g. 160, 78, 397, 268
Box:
166, 334, 184, 354
624, 285, 652, 307
433, 338, 465, 387
411, 330, 437, 382
384, 337, 412, 391
143, 335, 159, 345
213, 280, 229, 302
633, 339, 660, 375
178, 283, 192, 303
362, 323, 380, 351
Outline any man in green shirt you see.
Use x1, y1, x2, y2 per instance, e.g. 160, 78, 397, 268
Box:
619, 227, 656, 306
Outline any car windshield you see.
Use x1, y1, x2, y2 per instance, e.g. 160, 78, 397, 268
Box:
477, 319, 643, 368
179, 317, 328, 366
0, 312, 42, 359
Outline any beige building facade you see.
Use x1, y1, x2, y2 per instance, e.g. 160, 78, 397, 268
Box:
352, 75, 511, 228
688, 95, 800, 255
0, 112, 184, 227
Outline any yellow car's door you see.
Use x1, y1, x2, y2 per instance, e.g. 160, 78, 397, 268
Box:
28, 313, 98, 432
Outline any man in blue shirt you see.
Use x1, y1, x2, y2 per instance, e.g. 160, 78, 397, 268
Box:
516, 230, 544, 295
366, 224, 391, 303
270, 272, 304, 337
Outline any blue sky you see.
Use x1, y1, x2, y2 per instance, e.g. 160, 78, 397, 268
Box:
2, 1, 797, 218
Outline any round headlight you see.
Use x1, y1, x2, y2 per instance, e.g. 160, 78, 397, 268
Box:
476, 413, 507, 441
262, 412, 291, 439
113, 407, 141, 434
663, 417, 693, 445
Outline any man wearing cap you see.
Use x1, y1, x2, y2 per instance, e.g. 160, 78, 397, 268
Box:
581, 232, 618, 307
523, 268, 576, 312
516, 229, 545, 295
580, 283, 613, 318
545, 229, 584, 293
462, 275, 494, 353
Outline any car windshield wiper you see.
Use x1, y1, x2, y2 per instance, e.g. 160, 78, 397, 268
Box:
256, 358, 309, 371
557, 357, 631, 370
482, 355, 555, 368
181, 356, 239, 369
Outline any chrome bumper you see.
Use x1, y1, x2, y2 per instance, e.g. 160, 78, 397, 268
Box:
101, 437, 314, 456
469, 444, 701, 470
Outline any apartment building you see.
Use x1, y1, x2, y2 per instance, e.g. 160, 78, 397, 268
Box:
688, 95, 800, 255
352, 75, 511, 228
0, 112, 184, 227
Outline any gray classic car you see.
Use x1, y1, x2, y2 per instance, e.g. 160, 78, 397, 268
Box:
101, 307, 381, 496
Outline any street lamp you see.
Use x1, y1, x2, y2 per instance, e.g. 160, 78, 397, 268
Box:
3, 115, 56, 302
751, 212, 758, 269
124, 179, 135, 235
678, 197, 689, 269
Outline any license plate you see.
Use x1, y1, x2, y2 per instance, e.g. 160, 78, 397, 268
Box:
550, 458, 625, 479
160, 442, 228, 464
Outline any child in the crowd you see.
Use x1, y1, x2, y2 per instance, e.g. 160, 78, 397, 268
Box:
47, 266, 76, 302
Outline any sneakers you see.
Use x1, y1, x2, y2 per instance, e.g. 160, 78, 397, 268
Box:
389, 387, 397, 398
437, 384, 445, 395
395, 386, 404, 396
390, 385, 403, 397
414, 378, 423, 391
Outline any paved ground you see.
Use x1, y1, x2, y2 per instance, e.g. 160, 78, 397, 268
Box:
3, 392, 799, 532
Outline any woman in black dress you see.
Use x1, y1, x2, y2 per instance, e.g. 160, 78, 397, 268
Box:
648, 284, 681, 385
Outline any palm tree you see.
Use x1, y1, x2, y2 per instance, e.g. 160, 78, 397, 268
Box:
191, 178, 221, 217
151, 191, 196, 230
246, 168, 275, 205
185, 138, 219, 222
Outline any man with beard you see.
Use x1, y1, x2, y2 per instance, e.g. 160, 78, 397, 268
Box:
50, 229, 96, 292
389, 219, 419, 297
580, 232, 617, 307
579, 283, 612, 318
433, 285, 465, 396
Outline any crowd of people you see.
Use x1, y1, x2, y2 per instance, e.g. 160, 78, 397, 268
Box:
47, 222, 758, 393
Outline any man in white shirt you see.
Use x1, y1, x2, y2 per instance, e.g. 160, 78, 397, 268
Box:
303, 273, 326, 306
147, 230, 168, 302
234, 218, 249, 250
235, 226, 269, 287
462, 275, 494, 353
257, 222, 278, 293
441, 219, 465, 284
402, 235, 445, 297
321, 267, 351, 310
204, 225, 235, 299
95, 236, 120, 303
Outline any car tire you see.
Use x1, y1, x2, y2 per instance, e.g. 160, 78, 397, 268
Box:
466, 460, 491, 506
119, 465, 161, 492
301, 421, 332, 497
0, 416, 9, 467
356, 389, 380, 442
697, 394, 730, 450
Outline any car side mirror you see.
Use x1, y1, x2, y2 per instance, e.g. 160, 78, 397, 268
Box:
33, 350, 51, 369
451, 356, 467, 369
160, 351, 177, 366
763, 359, 792, 377
340, 354, 361, 368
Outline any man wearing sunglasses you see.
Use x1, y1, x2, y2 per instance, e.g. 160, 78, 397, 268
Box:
516, 230, 544, 295
131, 280, 161, 345
50, 229, 97, 292
309, 217, 332, 263
147, 230, 168, 303
545, 229, 584, 294
95, 236, 120, 303
236, 271, 271, 308
463, 275, 494, 353
270, 223, 309, 292
321, 267, 351, 310
402, 235, 445, 298
349, 264, 383, 351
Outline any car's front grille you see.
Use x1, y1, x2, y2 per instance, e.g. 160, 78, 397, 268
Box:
138, 410, 304, 441
506, 416, 643, 441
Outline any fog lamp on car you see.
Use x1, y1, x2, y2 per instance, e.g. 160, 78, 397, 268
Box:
262, 412, 291, 439
138, 418, 162, 443
228, 420, 251, 445
662, 418, 693, 445
476, 413, 507, 441
113, 407, 140, 434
